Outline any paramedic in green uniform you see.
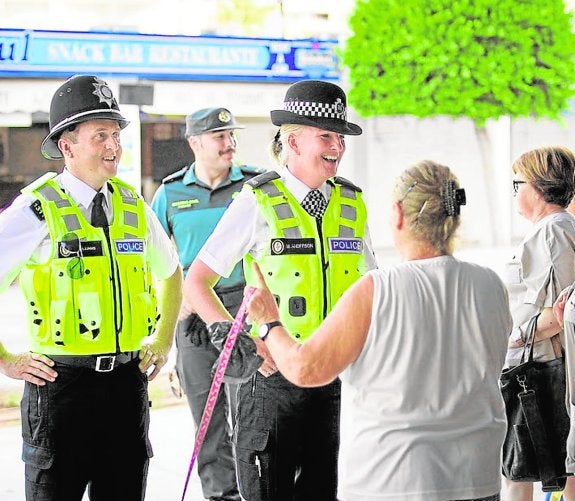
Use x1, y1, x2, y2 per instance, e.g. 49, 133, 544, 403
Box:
0, 75, 182, 501
151, 107, 262, 501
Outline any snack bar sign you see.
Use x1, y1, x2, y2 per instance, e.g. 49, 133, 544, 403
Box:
0, 29, 339, 82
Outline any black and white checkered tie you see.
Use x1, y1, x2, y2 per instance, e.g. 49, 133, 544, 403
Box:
301, 189, 327, 219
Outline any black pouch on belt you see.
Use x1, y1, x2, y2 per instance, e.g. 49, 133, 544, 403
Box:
181, 313, 209, 346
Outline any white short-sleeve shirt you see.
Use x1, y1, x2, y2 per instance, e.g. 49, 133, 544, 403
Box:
0, 168, 179, 292
198, 167, 377, 276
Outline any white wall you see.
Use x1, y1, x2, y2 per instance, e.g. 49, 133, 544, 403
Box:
348, 104, 575, 254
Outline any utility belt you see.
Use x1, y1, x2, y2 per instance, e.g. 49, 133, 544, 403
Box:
215, 285, 245, 312
177, 285, 245, 347
49, 351, 140, 372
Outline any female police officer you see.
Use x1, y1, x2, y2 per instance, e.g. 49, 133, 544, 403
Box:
184, 80, 377, 501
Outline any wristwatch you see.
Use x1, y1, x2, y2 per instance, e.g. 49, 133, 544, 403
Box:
258, 321, 283, 341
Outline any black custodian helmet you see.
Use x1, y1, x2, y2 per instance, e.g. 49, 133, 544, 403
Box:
41, 75, 129, 160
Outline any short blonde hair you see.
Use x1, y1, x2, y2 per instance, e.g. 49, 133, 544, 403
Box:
393, 160, 464, 255
513, 146, 575, 208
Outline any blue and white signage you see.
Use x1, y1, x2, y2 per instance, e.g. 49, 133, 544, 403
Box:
114, 239, 145, 254
0, 29, 339, 82
328, 238, 363, 254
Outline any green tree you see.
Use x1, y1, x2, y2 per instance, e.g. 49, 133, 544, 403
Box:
341, 0, 575, 243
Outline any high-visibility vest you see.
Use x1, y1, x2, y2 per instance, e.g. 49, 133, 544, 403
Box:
244, 173, 367, 342
20, 173, 157, 355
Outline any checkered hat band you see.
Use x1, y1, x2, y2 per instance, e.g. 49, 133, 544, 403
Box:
284, 100, 347, 121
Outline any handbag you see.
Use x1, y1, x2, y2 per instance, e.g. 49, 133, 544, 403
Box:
500, 314, 570, 492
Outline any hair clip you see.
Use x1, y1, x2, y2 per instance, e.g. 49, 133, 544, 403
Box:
443, 181, 466, 216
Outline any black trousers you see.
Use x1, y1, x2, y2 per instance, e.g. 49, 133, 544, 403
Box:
21, 358, 152, 501
234, 372, 341, 501
175, 315, 239, 500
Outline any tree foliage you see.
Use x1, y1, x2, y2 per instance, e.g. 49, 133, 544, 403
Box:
340, 0, 575, 125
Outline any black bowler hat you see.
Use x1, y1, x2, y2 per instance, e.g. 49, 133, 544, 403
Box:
270, 80, 362, 136
185, 107, 245, 137
41, 75, 129, 160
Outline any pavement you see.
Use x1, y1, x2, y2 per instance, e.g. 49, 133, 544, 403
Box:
0, 403, 203, 501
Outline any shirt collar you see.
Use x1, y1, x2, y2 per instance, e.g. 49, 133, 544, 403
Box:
59, 168, 110, 209
183, 163, 243, 188
281, 167, 331, 204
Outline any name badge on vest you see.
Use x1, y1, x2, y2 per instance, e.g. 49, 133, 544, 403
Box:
57, 240, 103, 258
328, 238, 363, 254
114, 239, 145, 254
270, 238, 316, 255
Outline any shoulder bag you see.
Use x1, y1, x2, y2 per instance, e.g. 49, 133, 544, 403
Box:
499, 314, 570, 492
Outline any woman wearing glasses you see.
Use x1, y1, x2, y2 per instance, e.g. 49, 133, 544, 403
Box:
504, 146, 575, 501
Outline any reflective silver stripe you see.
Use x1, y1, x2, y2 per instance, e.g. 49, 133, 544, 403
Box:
37, 184, 72, 208
340, 186, 357, 200
124, 211, 138, 228
259, 183, 283, 197
55, 199, 72, 208
263, 183, 302, 238
124, 233, 138, 239
340, 204, 356, 221
63, 213, 82, 232
338, 225, 355, 238
118, 187, 132, 197
121, 196, 137, 206
37, 185, 62, 202
284, 226, 302, 238
274, 203, 295, 220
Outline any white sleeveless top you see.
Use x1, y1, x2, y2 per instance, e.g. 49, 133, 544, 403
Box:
338, 256, 512, 501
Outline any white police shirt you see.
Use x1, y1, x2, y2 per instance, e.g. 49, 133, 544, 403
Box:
198, 166, 377, 278
0, 168, 179, 292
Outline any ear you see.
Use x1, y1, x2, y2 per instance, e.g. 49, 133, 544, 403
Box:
58, 137, 73, 159
188, 136, 199, 150
391, 201, 404, 230
287, 133, 300, 155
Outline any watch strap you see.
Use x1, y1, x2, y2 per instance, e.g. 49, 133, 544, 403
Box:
260, 320, 283, 341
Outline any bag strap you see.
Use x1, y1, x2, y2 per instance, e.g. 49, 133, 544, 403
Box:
520, 313, 541, 364
519, 389, 558, 483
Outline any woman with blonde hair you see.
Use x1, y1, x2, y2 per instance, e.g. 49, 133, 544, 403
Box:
246, 160, 512, 501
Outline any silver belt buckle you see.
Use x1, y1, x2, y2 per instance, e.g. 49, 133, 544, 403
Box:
95, 355, 116, 372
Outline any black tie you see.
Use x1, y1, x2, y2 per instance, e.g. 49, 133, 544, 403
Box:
301, 189, 327, 219
91, 192, 108, 228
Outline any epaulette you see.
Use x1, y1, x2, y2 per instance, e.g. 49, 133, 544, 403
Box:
239, 165, 266, 176
30, 199, 45, 221
332, 176, 363, 193
162, 165, 189, 184
245, 170, 281, 188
